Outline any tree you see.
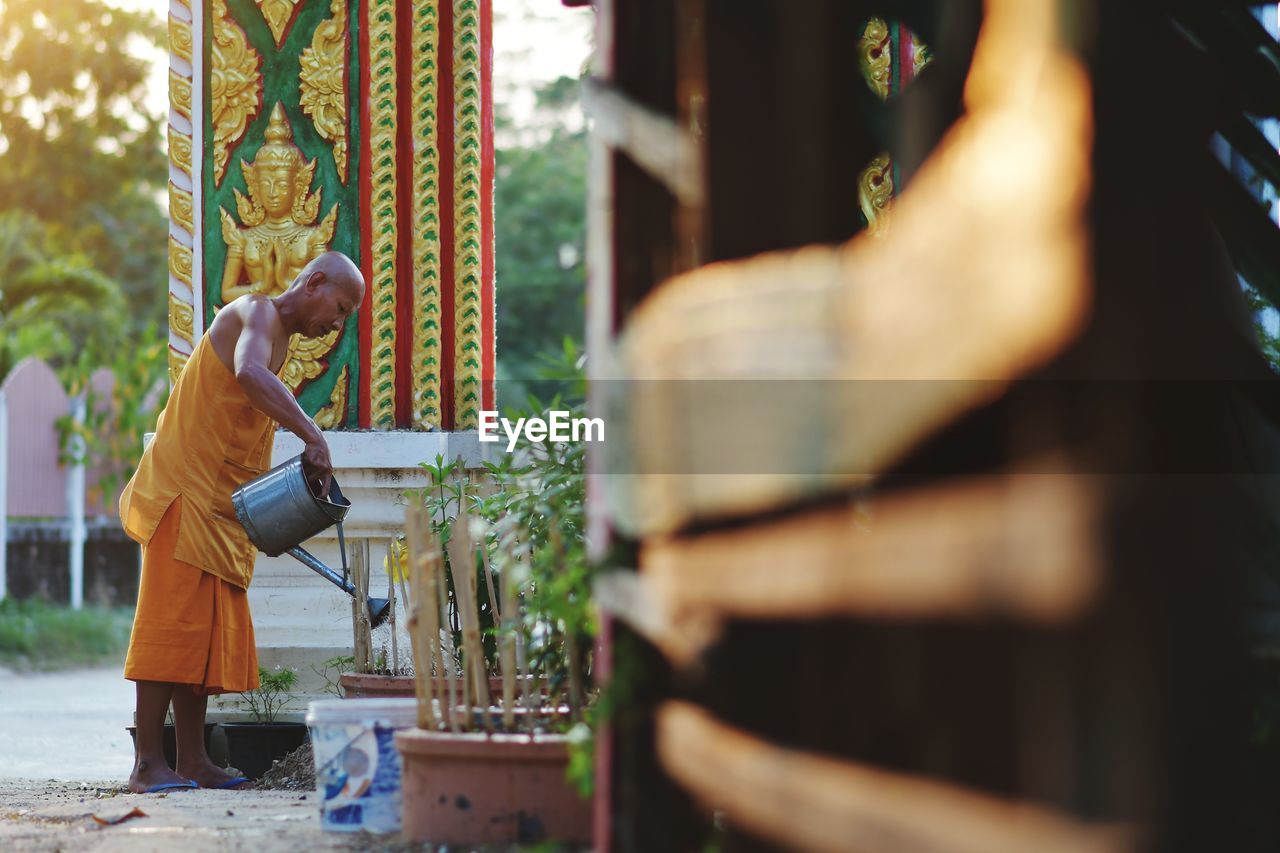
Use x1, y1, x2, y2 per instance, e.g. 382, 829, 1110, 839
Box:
0, 211, 127, 380
0, 0, 167, 332
495, 76, 588, 406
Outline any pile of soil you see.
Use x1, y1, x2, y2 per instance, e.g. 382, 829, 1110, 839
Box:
253, 739, 315, 791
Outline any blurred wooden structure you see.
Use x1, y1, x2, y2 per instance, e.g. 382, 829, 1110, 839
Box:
585, 0, 1280, 850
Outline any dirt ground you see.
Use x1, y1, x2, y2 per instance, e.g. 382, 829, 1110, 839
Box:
0, 778, 397, 852
0, 668, 428, 851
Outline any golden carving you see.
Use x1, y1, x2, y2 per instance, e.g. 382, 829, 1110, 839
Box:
911, 31, 934, 79
169, 69, 192, 121
256, 0, 301, 48
168, 0, 197, 389
220, 104, 337, 299
857, 18, 895, 234
411, 0, 441, 429
299, 0, 349, 182
367, 0, 398, 428
168, 292, 195, 344
211, 0, 262, 186
858, 154, 894, 236
168, 348, 189, 386
453, 0, 482, 430
168, 236, 193, 287
169, 13, 193, 64
313, 366, 349, 429
167, 126, 192, 174
169, 182, 194, 235
859, 18, 891, 100
219, 104, 339, 393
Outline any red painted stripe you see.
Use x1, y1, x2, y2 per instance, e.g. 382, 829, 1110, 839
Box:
438, 0, 456, 430
479, 0, 495, 413
357, 0, 373, 429
394, 0, 415, 428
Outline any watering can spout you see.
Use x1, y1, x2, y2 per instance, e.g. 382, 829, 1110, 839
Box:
287, 546, 391, 628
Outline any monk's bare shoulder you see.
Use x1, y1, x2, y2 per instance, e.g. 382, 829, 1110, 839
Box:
209, 295, 283, 370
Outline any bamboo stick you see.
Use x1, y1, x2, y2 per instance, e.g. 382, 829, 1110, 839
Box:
447, 498, 492, 730
387, 540, 399, 674
395, 538, 413, 671
434, 528, 459, 733
470, 469, 503, 628
351, 539, 372, 673
405, 507, 438, 730
499, 529, 517, 730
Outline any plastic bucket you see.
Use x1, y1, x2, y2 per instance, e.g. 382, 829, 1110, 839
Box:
306, 698, 419, 833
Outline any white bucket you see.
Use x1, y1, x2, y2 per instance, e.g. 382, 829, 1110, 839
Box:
306, 698, 419, 833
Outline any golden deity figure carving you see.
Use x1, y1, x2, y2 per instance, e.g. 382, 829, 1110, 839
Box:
220, 103, 340, 393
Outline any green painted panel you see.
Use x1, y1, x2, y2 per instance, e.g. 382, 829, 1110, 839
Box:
202, 0, 362, 426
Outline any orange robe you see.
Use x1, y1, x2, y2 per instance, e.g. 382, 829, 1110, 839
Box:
120, 334, 278, 694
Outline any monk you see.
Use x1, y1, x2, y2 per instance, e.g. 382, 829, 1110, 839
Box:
118, 251, 365, 792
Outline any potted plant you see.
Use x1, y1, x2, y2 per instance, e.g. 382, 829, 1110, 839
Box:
395, 402, 594, 846
220, 665, 309, 780
338, 535, 419, 699
341, 459, 508, 700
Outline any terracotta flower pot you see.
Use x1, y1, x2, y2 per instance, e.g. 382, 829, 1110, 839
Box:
340, 673, 416, 698
340, 673, 514, 699
395, 728, 591, 846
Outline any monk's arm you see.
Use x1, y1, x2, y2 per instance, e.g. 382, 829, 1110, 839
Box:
233, 302, 334, 493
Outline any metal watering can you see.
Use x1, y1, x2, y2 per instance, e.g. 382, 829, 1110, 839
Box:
231, 455, 391, 628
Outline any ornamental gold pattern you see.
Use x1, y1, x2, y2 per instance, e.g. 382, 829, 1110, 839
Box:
857, 17, 893, 234
168, 348, 189, 385
169, 69, 192, 121
211, 0, 262, 186
858, 17, 891, 100
169, 12, 193, 64
912, 30, 934, 78
169, 182, 194, 235
168, 292, 195, 342
452, 0, 483, 430
168, 236, 193, 288
299, 0, 349, 182
367, 0, 399, 428
167, 126, 192, 174
167, 0, 197, 372
314, 366, 350, 429
858, 154, 894, 235
411, 0, 442, 429
256, 0, 302, 48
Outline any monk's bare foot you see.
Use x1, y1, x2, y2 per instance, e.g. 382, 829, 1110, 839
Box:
176, 757, 249, 789
128, 759, 194, 793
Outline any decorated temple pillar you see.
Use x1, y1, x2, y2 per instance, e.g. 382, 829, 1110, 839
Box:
165, 0, 495, 712
855, 17, 932, 234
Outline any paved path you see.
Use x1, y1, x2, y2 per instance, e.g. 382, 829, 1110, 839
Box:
0, 668, 135, 782
0, 780, 397, 852
0, 669, 406, 851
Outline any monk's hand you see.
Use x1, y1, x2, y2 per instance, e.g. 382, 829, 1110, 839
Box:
303, 435, 334, 498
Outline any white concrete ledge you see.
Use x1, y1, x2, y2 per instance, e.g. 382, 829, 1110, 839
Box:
270, 428, 484, 469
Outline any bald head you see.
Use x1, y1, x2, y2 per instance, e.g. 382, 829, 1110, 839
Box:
285, 251, 365, 339
300, 251, 365, 301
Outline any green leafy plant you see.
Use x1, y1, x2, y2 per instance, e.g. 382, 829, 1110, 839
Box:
311, 654, 355, 698
238, 666, 298, 724
56, 320, 169, 507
